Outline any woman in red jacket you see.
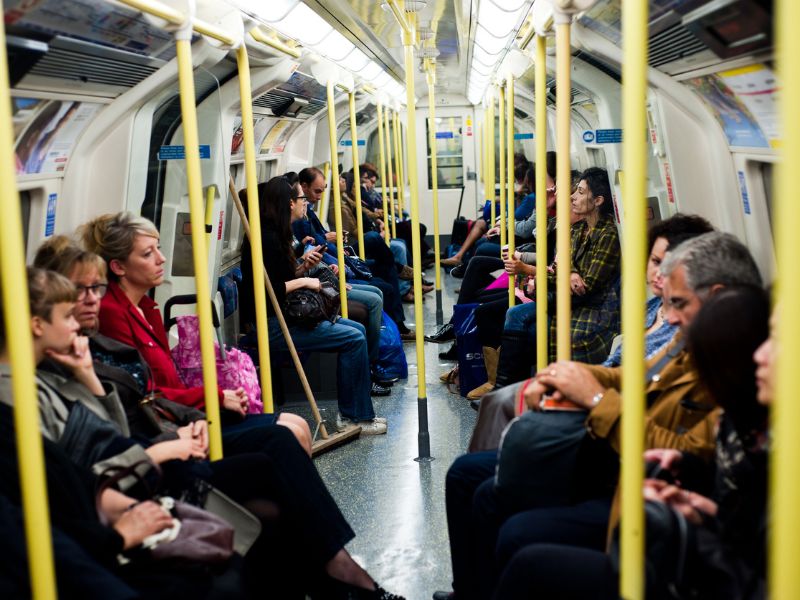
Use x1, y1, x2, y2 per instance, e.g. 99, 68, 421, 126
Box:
80, 212, 312, 454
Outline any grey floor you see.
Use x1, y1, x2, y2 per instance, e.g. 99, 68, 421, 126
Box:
285, 273, 473, 600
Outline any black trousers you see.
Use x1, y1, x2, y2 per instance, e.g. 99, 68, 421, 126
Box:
493, 544, 617, 600
474, 296, 518, 348
456, 257, 505, 306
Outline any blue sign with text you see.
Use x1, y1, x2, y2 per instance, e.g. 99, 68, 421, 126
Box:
595, 129, 623, 143
435, 131, 454, 139
340, 140, 366, 146
158, 145, 211, 160
514, 133, 534, 140
738, 171, 751, 215
45, 193, 57, 236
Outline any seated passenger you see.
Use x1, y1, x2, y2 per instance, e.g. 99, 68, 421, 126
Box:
297, 166, 412, 338
493, 285, 770, 600
76, 215, 313, 453
468, 167, 621, 400
433, 231, 762, 600
239, 177, 388, 434
5, 266, 403, 599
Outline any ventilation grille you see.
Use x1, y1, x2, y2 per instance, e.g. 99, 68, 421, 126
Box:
29, 45, 160, 86
648, 22, 707, 68
253, 86, 326, 119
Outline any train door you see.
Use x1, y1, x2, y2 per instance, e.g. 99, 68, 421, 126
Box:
416, 102, 478, 236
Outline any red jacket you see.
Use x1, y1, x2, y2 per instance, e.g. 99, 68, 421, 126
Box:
98, 281, 222, 408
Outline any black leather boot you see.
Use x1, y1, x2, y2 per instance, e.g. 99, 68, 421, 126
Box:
494, 330, 535, 389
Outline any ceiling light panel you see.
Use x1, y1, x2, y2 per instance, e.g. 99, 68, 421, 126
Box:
275, 3, 333, 46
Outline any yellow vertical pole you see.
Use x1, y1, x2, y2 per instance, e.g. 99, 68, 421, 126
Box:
349, 92, 366, 259
394, 112, 405, 219
555, 21, 572, 362
385, 108, 397, 239
377, 103, 391, 247
237, 45, 274, 414
319, 160, 331, 230
402, 11, 432, 461
478, 119, 485, 200
535, 35, 548, 372
0, 4, 57, 595
506, 75, 516, 307
498, 85, 507, 248
619, 1, 649, 597
427, 63, 443, 325
326, 81, 349, 318
771, 0, 800, 597
487, 98, 496, 223
176, 36, 223, 459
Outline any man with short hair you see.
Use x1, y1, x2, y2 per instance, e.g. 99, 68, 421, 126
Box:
434, 231, 764, 600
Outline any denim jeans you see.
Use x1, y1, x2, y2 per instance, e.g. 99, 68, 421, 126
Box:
504, 301, 540, 338
267, 317, 375, 421
349, 284, 383, 363
389, 238, 409, 266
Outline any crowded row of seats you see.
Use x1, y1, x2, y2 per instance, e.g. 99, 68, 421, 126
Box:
429, 155, 769, 598
0, 206, 409, 598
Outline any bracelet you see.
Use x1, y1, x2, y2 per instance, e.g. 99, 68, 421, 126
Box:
591, 391, 605, 406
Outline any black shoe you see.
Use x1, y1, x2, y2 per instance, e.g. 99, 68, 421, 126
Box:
370, 382, 392, 396
470, 399, 480, 411
439, 342, 458, 360
424, 322, 455, 343
312, 574, 405, 600
432, 592, 455, 600
450, 263, 466, 278
372, 365, 398, 386
422, 278, 434, 286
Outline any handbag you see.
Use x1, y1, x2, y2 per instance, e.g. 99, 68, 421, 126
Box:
172, 315, 263, 413
98, 461, 236, 565
284, 282, 341, 327
343, 249, 373, 280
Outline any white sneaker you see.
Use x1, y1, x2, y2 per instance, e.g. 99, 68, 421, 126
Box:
358, 419, 388, 435
336, 413, 387, 429
335, 412, 353, 432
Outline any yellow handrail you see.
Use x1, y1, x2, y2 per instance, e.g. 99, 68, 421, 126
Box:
326, 80, 349, 318
319, 160, 331, 228
394, 112, 405, 219
176, 36, 224, 459
348, 92, 366, 259
248, 27, 301, 59
506, 75, 516, 307
376, 103, 391, 247
771, 0, 800, 597
427, 66, 442, 309
385, 108, 397, 239
498, 85, 507, 248
487, 98, 496, 224
555, 22, 572, 361
402, 13, 431, 459
384, 0, 412, 36
534, 35, 548, 372
237, 44, 274, 414
0, 3, 57, 595
619, 1, 649, 598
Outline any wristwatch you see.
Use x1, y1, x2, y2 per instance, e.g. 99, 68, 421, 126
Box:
591, 391, 605, 406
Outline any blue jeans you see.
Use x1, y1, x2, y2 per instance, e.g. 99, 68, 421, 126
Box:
474, 240, 502, 258
267, 317, 375, 421
349, 284, 383, 363
504, 301, 540, 338
389, 238, 409, 266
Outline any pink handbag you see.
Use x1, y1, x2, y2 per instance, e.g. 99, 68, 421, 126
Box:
485, 272, 509, 290
172, 315, 263, 414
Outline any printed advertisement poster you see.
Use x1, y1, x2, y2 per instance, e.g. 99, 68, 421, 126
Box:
719, 64, 779, 147
685, 75, 770, 148
231, 116, 273, 158
260, 120, 291, 154
14, 100, 102, 175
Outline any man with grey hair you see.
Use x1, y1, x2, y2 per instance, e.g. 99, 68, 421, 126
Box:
434, 231, 763, 600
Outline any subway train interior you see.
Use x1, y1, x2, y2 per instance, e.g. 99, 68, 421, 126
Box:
1, 0, 796, 598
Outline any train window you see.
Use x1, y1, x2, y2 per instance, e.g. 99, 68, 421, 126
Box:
426, 116, 464, 189
759, 161, 774, 233
19, 190, 31, 250
587, 147, 607, 168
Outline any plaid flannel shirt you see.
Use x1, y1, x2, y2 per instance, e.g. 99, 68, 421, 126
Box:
547, 214, 621, 363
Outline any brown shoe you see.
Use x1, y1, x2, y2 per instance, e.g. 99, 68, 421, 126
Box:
402, 291, 414, 303
440, 256, 462, 267
466, 381, 494, 400
400, 330, 417, 342
422, 284, 434, 294
465, 347, 500, 400
439, 366, 458, 384
398, 265, 414, 280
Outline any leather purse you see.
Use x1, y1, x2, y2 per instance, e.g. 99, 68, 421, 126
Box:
284, 282, 341, 327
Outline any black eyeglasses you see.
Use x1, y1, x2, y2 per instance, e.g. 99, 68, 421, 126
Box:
76, 283, 108, 300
